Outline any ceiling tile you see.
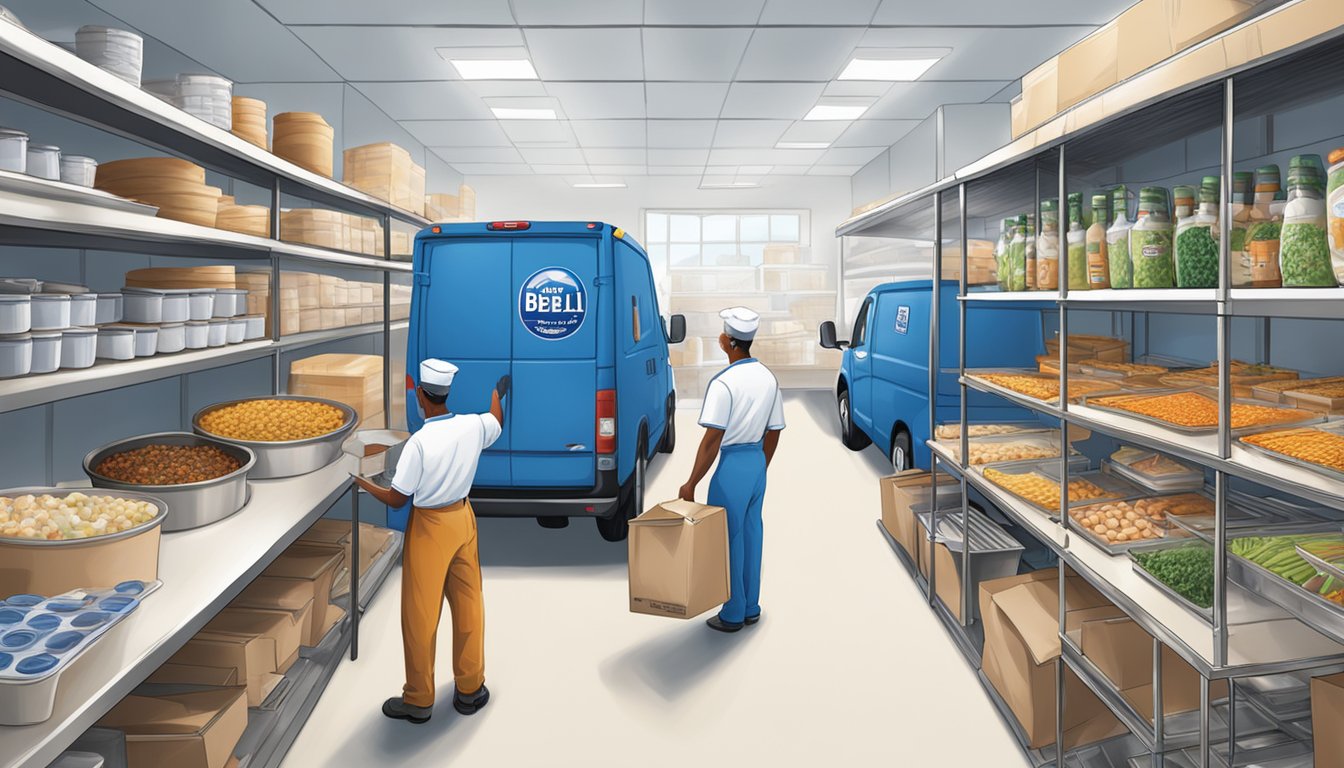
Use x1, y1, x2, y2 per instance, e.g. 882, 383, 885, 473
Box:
354, 82, 493, 120
643, 0, 766, 24
530, 164, 592, 175
735, 27, 865, 81
409, 121, 514, 147
641, 28, 754, 81
451, 163, 535, 175
463, 81, 550, 99
524, 28, 644, 80
570, 120, 647, 147
864, 81, 1009, 120
647, 120, 717, 148
759, 0, 880, 24
818, 146, 888, 165
833, 119, 920, 147
648, 166, 706, 176
712, 120, 792, 147
499, 120, 578, 145
872, 0, 1134, 25
769, 165, 815, 175
737, 165, 774, 175
588, 165, 647, 175
648, 148, 710, 165
645, 83, 730, 119
291, 26, 521, 81
547, 83, 647, 119
432, 147, 525, 163
510, 0, 643, 24
808, 165, 862, 175
705, 165, 739, 176
708, 148, 826, 165
255, 0, 515, 23
519, 147, 588, 165
721, 82, 825, 119
777, 121, 851, 143
823, 81, 894, 98
584, 148, 647, 164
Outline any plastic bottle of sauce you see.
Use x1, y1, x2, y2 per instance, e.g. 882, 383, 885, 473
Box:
1087, 192, 1110, 289
1229, 172, 1253, 287
1036, 201, 1059, 291
1066, 192, 1087, 290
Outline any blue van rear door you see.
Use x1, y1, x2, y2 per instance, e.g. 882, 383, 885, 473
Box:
510, 236, 598, 487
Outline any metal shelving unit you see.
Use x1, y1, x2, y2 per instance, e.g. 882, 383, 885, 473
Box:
840, 5, 1344, 766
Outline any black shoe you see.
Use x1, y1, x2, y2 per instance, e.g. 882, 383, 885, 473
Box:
454, 684, 490, 716
744, 613, 761, 626
706, 615, 744, 633
382, 697, 432, 724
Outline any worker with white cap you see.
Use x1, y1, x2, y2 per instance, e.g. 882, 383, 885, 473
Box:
679, 307, 785, 632
354, 358, 509, 723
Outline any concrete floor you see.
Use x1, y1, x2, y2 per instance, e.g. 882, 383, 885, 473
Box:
283, 390, 1026, 767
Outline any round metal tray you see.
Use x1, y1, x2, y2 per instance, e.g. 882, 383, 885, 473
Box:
191, 395, 357, 479
0, 486, 167, 546
83, 432, 254, 532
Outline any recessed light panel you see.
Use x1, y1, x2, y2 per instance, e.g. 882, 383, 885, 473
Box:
491, 107, 557, 120
451, 59, 539, 80
838, 57, 941, 81
803, 104, 869, 121
775, 141, 831, 149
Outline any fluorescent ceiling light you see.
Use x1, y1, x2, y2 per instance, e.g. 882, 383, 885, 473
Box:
776, 141, 830, 149
804, 104, 869, 121
839, 57, 941, 81
451, 59, 538, 80
491, 107, 556, 120
573, 182, 626, 188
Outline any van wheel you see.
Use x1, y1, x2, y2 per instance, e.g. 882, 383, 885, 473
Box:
657, 398, 676, 454
890, 428, 913, 471
838, 390, 870, 451
537, 516, 569, 529
599, 434, 646, 542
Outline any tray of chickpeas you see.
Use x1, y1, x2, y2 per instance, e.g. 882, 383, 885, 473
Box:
192, 395, 357, 479
1067, 496, 1205, 554
981, 458, 1143, 518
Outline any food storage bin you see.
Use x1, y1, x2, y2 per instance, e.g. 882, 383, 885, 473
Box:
120, 288, 162, 323
29, 330, 61, 373
0, 332, 32, 377
159, 289, 190, 323
155, 322, 185, 354
24, 144, 59, 180
120, 325, 156, 357
0, 294, 30, 334
59, 327, 96, 369
67, 294, 97, 327
93, 293, 121, 325
0, 127, 28, 173
29, 294, 70, 330
74, 25, 143, 86
58, 155, 97, 188
225, 317, 246, 344
242, 314, 265, 340
95, 326, 134, 361
183, 320, 208, 349
914, 507, 1024, 621
206, 318, 227, 347
212, 288, 246, 317
186, 289, 214, 321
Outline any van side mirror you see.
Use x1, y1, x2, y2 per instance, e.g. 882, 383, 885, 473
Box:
819, 321, 848, 350
667, 314, 686, 344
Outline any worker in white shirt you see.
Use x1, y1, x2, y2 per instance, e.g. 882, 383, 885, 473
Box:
354, 358, 508, 723
679, 307, 785, 633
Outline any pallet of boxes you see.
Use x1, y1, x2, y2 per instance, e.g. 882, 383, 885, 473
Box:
424, 184, 476, 223
289, 353, 385, 428
93, 519, 395, 768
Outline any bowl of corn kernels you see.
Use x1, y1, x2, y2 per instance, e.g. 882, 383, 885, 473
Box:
192, 396, 356, 479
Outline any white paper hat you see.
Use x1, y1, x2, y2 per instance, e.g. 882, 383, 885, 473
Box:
419, 358, 458, 394
720, 306, 760, 341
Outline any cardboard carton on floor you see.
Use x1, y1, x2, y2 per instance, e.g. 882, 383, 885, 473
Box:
97, 687, 247, 768
628, 500, 729, 619
879, 470, 957, 563
1312, 673, 1344, 763
168, 630, 279, 707
206, 604, 311, 675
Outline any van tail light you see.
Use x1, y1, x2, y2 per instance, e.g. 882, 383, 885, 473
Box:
596, 389, 616, 454
406, 374, 416, 391
487, 221, 530, 231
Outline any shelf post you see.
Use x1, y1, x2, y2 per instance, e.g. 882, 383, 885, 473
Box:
1198, 675, 1211, 767
929, 193, 943, 607
1153, 637, 1165, 764
1213, 470, 1228, 667
1055, 564, 1066, 765
350, 484, 360, 662
957, 184, 972, 627
1057, 147, 1071, 525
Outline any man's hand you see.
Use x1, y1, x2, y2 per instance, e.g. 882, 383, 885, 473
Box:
495, 375, 512, 398
678, 482, 696, 502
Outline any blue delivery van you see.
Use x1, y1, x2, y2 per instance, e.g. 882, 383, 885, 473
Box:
819, 280, 1048, 470
406, 220, 686, 542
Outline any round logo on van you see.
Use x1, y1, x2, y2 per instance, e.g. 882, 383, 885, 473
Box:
518, 267, 587, 341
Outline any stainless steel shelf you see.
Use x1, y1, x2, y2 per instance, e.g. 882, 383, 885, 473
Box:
0, 462, 357, 768
961, 290, 1062, 303
1061, 641, 1159, 754
0, 22, 428, 227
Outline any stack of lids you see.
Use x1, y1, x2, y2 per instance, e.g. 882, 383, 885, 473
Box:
231, 96, 267, 149
142, 75, 233, 130
74, 26, 142, 86
94, 157, 221, 228
272, 112, 334, 178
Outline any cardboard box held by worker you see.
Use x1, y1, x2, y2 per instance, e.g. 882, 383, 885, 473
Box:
628, 499, 729, 619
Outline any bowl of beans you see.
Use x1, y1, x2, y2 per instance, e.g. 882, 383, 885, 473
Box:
191, 396, 357, 479
83, 432, 255, 531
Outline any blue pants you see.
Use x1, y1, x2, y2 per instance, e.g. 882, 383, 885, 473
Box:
707, 440, 767, 625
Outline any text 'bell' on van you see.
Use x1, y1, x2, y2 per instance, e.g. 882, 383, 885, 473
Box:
819, 279, 1048, 470
407, 221, 686, 541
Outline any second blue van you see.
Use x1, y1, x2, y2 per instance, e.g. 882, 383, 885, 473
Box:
406, 221, 685, 541
819, 279, 1048, 470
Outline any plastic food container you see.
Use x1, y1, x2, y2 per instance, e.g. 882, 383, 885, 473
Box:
120, 288, 162, 323
67, 294, 97, 328
59, 327, 96, 369
225, 317, 246, 344
74, 25, 143, 87
242, 314, 265, 340
0, 294, 30, 334
29, 330, 61, 373
1105, 446, 1205, 492
0, 333, 32, 377
154, 322, 185, 354
58, 155, 97, 188
95, 326, 134, 361
159, 289, 190, 323
93, 293, 121, 325
212, 288, 246, 317
206, 318, 227, 347
29, 294, 70, 331
183, 320, 208, 349
187, 289, 215, 321
0, 127, 27, 173
24, 144, 59, 180
125, 325, 157, 358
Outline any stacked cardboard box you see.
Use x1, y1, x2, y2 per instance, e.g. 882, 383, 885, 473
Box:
1313, 673, 1344, 762
276, 271, 385, 335
97, 687, 247, 768
878, 470, 960, 567
751, 332, 815, 367
298, 519, 396, 599
343, 142, 426, 216
1078, 615, 1228, 724
288, 353, 384, 427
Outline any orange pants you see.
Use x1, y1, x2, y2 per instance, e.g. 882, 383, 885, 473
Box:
401, 500, 485, 707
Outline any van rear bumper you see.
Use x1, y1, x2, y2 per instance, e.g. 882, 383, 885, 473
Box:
467, 469, 621, 518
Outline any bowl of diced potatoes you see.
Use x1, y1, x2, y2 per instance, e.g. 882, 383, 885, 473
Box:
192, 395, 357, 479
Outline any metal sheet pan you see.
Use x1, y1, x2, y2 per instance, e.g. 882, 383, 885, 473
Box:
1065, 497, 1196, 555
1238, 420, 1344, 485
965, 368, 1126, 406
1082, 388, 1324, 436
1127, 540, 1214, 622
1227, 550, 1344, 649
